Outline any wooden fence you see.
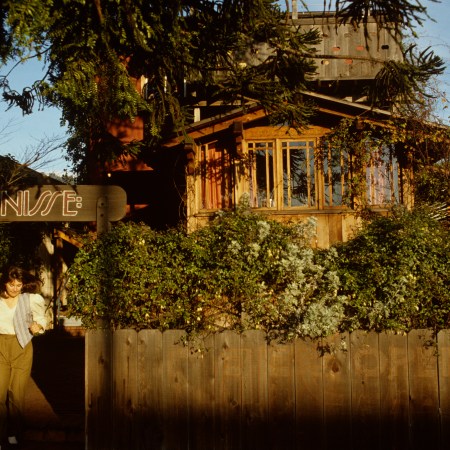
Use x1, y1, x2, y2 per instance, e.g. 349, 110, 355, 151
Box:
85, 329, 450, 450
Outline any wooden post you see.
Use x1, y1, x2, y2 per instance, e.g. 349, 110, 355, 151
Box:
52, 232, 64, 328
96, 195, 111, 236
86, 329, 113, 450
86, 195, 113, 449
438, 330, 450, 448
408, 330, 440, 449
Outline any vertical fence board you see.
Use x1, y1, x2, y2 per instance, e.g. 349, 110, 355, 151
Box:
268, 340, 295, 449
112, 329, 139, 449
379, 331, 409, 450
350, 331, 380, 450
138, 330, 164, 450
86, 329, 112, 450
322, 333, 351, 450
294, 338, 324, 450
188, 335, 215, 450
241, 330, 268, 450
162, 330, 189, 449
438, 330, 450, 449
408, 329, 440, 450
214, 331, 241, 450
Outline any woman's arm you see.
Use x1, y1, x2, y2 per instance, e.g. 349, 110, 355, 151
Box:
29, 293, 48, 332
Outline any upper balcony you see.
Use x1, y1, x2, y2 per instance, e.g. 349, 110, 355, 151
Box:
241, 11, 403, 82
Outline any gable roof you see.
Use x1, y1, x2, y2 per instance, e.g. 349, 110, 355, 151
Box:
163, 91, 393, 148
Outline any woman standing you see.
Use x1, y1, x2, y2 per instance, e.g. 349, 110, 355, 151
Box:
0, 267, 47, 448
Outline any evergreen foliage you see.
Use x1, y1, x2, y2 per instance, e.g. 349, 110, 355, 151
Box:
0, 1, 445, 173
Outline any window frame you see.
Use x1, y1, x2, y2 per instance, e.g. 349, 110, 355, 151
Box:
246, 138, 323, 211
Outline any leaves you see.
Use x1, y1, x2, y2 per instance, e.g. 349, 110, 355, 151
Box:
66, 207, 345, 340
369, 45, 445, 108
66, 205, 450, 338
335, 0, 432, 37
334, 207, 450, 332
1, 0, 446, 172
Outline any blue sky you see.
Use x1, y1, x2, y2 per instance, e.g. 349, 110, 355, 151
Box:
0, 59, 69, 174
0, 0, 449, 174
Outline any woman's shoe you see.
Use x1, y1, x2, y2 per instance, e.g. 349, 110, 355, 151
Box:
6, 436, 19, 448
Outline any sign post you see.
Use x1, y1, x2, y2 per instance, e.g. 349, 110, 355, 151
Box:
96, 196, 111, 236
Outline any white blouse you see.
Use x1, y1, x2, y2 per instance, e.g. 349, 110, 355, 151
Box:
0, 293, 47, 335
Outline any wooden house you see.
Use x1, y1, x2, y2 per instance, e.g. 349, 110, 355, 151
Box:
165, 96, 412, 247
97, 10, 413, 247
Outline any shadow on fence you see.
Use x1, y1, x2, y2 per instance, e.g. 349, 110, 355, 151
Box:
32, 331, 85, 421
86, 329, 450, 450
20, 330, 85, 449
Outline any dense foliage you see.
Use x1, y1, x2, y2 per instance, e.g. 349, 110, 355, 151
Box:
334, 207, 450, 332
0, 1, 444, 175
66, 204, 345, 340
66, 204, 450, 340
415, 161, 450, 206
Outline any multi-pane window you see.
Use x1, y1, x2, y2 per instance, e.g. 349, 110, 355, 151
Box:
248, 141, 275, 208
322, 142, 400, 207
200, 142, 233, 209
366, 147, 399, 205
323, 145, 350, 207
198, 138, 400, 211
248, 140, 316, 209
282, 141, 315, 207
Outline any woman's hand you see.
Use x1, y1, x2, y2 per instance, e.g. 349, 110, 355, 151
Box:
29, 321, 43, 336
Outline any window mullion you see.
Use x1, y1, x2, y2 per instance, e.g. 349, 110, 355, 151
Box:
340, 150, 345, 203
287, 145, 292, 207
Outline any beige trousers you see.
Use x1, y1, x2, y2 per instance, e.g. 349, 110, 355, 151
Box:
0, 335, 33, 440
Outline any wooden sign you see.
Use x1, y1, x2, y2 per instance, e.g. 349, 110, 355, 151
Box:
0, 185, 127, 222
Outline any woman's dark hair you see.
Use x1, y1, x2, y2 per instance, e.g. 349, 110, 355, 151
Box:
1, 266, 42, 294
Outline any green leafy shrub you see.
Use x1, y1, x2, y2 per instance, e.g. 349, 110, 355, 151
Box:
66, 205, 450, 339
66, 223, 197, 330
414, 161, 450, 206
189, 207, 345, 341
333, 207, 450, 332
66, 206, 345, 340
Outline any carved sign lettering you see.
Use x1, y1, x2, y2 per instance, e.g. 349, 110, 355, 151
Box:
0, 185, 127, 222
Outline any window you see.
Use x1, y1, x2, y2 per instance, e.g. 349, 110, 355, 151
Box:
321, 141, 399, 207
248, 141, 275, 207
248, 140, 316, 209
366, 147, 399, 205
198, 137, 400, 212
323, 145, 350, 207
282, 141, 315, 207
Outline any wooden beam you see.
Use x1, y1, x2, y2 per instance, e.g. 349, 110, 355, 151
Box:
164, 108, 266, 148
54, 229, 84, 248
